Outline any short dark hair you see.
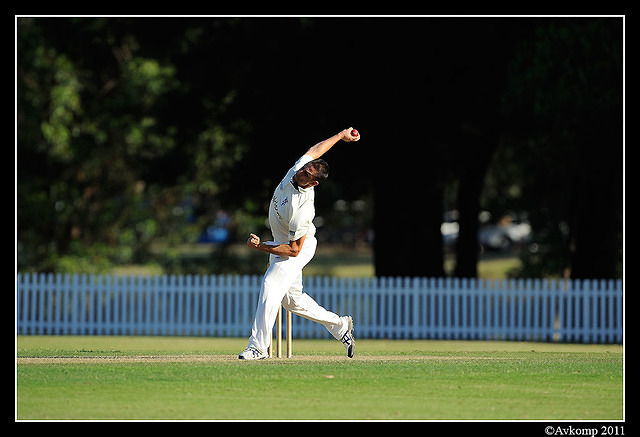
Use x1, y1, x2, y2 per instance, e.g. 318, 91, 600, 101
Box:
310, 159, 329, 183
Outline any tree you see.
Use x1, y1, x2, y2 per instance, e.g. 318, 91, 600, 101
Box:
498, 18, 623, 279
17, 18, 249, 272
17, 17, 622, 280
370, 18, 521, 278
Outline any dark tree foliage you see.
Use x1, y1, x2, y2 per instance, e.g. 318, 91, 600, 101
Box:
17, 17, 623, 279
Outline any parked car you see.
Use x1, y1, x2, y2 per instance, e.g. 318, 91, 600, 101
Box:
478, 220, 532, 251
441, 210, 532, 252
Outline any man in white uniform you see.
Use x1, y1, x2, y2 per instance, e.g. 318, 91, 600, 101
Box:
238, 127, 360, 360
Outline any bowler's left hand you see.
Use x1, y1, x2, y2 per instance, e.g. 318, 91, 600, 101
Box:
247, 233, 260, 248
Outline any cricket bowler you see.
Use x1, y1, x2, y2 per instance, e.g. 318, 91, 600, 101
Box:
238, 127, 360, 360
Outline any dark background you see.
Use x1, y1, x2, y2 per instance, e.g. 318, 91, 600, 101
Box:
16, 16, 624, 279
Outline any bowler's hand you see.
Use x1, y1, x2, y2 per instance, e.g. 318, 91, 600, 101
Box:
340, 127, 360, 142
247, 233, 260, 249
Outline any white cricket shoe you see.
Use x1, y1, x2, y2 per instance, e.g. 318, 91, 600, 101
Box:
340, 316, 355, 358
238, 346, 268, 360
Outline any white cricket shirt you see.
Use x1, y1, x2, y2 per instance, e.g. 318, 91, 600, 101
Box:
268, 155, 316, 244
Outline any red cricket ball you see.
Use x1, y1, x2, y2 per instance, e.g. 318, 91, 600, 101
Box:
351, 129, 359, 137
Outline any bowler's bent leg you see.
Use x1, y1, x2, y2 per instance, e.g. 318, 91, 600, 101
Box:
281, 269, 349, 340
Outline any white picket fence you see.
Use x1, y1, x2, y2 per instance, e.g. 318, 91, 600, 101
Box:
16, 273, 623, 343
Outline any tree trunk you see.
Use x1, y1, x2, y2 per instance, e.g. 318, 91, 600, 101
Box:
454, 131, 499, 278
569, 125, 623, 279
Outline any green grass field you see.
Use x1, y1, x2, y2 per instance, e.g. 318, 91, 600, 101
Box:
16, 336, 623, 421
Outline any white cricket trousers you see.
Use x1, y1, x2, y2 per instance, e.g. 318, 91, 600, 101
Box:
247, 236, 344, 354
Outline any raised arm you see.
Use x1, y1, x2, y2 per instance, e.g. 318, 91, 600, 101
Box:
304, 127, 360, 160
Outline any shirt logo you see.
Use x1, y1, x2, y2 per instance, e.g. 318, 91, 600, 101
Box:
272, 195, 283, 220
281, 197, 288, 207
